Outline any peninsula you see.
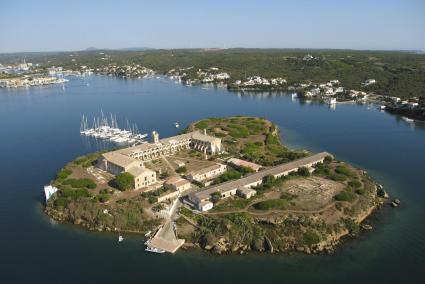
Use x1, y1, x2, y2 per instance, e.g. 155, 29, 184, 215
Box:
44, 116, 386, 254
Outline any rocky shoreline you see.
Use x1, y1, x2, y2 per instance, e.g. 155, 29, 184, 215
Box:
180, 198, 386, 255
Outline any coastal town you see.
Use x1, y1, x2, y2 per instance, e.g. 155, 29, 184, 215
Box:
0, 61, 68, 88
44, 116, 388, 254
0, 52, 425, 122
1, 51, 424, 121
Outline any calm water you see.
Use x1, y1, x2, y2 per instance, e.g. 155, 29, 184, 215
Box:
0, 76, 424, 283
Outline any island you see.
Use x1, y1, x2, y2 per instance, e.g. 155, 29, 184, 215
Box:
44, 116, 387, 254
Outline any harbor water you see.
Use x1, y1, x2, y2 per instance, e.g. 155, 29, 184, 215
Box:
0, 75, 424, 283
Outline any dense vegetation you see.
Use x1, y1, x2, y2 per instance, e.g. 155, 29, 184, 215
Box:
113, 172, 134, 191
63, 178, 96, 189
46, 153, 161, 233
190, 116, 307, 166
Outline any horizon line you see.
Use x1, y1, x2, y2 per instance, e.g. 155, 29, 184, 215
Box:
1, 46, 424, 55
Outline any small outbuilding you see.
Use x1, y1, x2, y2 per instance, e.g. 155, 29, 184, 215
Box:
237, 187, 257, 199
227, 158, 262, 172
198, 201, 214, 212
165, 176, 191, 193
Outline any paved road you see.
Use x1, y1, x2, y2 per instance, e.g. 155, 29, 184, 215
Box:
156, 198, 181, 242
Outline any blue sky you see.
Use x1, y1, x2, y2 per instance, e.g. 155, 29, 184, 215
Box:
1, 0, 424, 52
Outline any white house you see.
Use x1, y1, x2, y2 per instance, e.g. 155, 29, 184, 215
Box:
198, 201, 213, 212
44, 185, 59, 202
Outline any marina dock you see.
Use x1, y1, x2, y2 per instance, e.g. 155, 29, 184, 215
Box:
148, 220, 185, 253
146, 198, 185, 253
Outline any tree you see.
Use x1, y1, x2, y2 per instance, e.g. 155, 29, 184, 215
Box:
324, 155, 333, 163
297, 167, 310, 177
148, 196, 157, 204
176, 166, 187, 173
211, 192, 221, 203
114, 172, 134, 191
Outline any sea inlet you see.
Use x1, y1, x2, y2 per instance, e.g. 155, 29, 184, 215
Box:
0, 75, 424, 284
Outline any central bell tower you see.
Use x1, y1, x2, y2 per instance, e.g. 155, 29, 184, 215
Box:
152, 131, 159, 144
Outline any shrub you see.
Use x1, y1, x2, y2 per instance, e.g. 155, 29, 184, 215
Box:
57, 168, 72, 180
74, 157, 89, 165
265, 133, 280, 145
355, 188, 366, 195
328, 173, 347, 182
324, 156, 333, 163
348, 180, 362, 188
214, 170, 242, 184
302, 230, 321, 245
59, 188, 90, 199
263, 175, 276, 185
152, 203, 165, 212
63, 178, 96, 189
113, 172, 134, 191
97, 193, 111, 203
280, 192, 296, 201
343, 219, 360, 236
242, 142, 263, 160
211, 192, 221, 203
230, 164, 254, 175
148, 196, 157, 204
160, 171, 170, 179
54, 197, 68, 208
195, 121, 208, 129
266, 144, 287, 156
334, 191, 356, 202
253, 199, 287, 210
229, 127, 249, 138
214, 132, 226, 138
335, 166, 355, 177
176, 166, 187, 173
297, 167, 310, 177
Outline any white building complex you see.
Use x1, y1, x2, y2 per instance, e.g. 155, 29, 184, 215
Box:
97, 130, 222, 190
187, 163, 227, 185
188, 152, 332, 211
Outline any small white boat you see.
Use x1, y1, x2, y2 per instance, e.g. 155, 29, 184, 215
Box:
118, 235, 124, 242
402, 116, 414, 123
174, 122, 180, 128
145, 246, 165, 254
327, 98, 337, 105
115, 137, 129, 143
135, 133, 148, 139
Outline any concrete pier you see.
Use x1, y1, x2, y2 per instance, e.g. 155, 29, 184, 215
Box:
149, 220, 185, 253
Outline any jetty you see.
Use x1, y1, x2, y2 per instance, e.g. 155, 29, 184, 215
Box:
146, 198, 185, 253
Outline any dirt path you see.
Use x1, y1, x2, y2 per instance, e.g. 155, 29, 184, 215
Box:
161, 156, 177, 175
205, 198, 357, 217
